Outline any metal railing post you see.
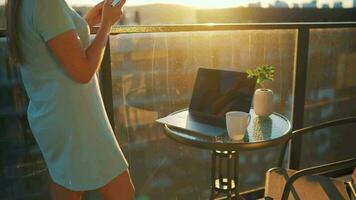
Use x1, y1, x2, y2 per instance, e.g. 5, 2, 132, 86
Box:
289, 27, 310, 170
100, 38, 115, 130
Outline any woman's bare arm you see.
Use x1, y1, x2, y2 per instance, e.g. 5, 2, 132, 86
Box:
46, 0, 125, 84
47, 25, 110, 83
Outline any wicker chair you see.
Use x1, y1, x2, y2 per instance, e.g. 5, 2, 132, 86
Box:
264, 117, 356, 200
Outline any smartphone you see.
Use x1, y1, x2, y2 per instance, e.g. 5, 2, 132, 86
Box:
111, 0, 121, 6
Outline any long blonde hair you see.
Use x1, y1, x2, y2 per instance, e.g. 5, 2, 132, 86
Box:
5, 0, 23, 66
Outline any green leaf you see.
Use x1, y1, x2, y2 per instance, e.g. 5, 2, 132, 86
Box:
245, 64, 276, 88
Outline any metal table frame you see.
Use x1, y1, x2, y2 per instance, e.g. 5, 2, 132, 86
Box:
162, 108, 292, 199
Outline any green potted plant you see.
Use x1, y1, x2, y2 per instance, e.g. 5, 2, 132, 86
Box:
247, 64, 275, 117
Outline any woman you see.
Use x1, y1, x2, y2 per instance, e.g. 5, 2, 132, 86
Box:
5, 0, 134, 199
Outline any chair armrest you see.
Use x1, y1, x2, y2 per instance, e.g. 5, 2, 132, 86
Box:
281, 158, 356, 200
347, 181, 356, 200
277, 117, 356, 168
292, 117, 356, 139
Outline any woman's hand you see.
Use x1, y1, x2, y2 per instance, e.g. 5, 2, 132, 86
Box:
101, 0, 126, 28
84, 1, 105, 28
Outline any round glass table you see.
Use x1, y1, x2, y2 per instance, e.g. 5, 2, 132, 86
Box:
162, 108, 292, 200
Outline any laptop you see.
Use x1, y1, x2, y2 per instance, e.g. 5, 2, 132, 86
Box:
156, 68, 256, 137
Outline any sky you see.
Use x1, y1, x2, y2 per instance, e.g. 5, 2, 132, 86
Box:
66, 0, 354, 8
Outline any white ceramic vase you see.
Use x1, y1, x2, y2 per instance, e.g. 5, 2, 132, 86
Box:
254, 88, 273, 117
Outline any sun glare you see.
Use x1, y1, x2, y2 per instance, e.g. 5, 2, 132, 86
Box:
66, 0, 249, 8
206, 23, 217, 26
66, 0, 354, 9
180, 0, 244, 8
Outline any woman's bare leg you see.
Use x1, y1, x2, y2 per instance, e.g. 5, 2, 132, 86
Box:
49, 177, 83, 200
98, 170, 135, 200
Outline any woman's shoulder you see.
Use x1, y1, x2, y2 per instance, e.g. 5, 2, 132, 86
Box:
32, 0, 70, 11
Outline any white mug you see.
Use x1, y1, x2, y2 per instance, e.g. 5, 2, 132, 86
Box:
226, 111, 250, 140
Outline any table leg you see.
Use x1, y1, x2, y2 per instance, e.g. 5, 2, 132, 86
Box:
219, 152, 223, 187
234, 151, 245, 200
234, 151, 238, 195
227, 153, 232, 199
210, 151, 217, 200
210, 151, 246, 200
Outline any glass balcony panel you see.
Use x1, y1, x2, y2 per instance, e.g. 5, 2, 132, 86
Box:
301, 28, 356, 168
109, 30, 297, 198
3, 25, 355, 199
0, 39, 49, 199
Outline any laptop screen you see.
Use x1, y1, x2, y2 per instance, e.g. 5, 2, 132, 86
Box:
189, 68, 256, 119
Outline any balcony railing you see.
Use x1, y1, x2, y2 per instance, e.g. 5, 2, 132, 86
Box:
1, 22, 356, 199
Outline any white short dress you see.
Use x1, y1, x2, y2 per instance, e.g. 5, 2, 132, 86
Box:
18, 0, 128, 191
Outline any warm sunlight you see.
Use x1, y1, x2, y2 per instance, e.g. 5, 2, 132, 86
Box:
66, 0, 249, 7
65, 0, 354, 8
0, 0, 353, 8
157, 0, 248, 8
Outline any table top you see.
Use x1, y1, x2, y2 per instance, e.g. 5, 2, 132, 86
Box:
163, 108, 292, 151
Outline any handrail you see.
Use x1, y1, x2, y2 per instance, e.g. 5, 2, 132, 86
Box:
2, 22, 356, 36
95, 22, 356, 34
